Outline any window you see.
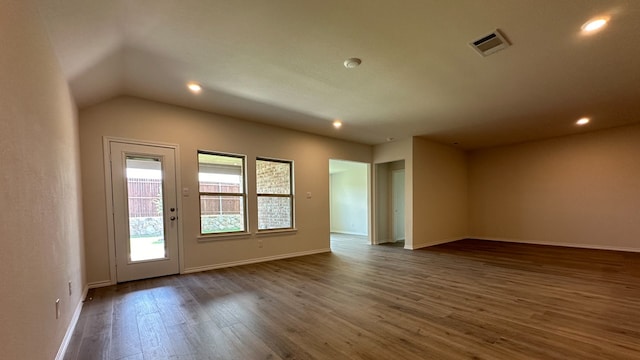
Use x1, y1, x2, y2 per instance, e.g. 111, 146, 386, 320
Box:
198, 151, 246, 234
256, 158, 294, 230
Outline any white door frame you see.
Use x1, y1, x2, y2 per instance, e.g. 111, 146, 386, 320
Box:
103, 137, 184, 284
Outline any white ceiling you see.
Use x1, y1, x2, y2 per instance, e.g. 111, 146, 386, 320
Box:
36, 0, 640, 149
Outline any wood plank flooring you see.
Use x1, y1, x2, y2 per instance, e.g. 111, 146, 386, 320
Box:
65, 236, 640, 359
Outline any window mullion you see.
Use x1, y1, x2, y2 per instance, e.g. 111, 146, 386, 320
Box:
201, 192, 245, 197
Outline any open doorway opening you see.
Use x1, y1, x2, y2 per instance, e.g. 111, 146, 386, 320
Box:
329, 159, 370, 247
374, 160, 405, 246
392, 168, 405, 242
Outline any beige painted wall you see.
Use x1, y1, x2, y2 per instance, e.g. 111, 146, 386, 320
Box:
79, 96, 372, 284
330, 165, 368, 236
469, 124, 640, 251
0, 1, 85, 358
412, 137, 468, 248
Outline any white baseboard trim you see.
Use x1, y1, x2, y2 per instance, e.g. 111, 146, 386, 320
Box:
183, 248, 332, 274
410, 237, 466, 250
374, 239, 401, 244
87, 279, 114, 289
472, 237, 640, 253
55, 286, 89, 360
375, 238, 393, 245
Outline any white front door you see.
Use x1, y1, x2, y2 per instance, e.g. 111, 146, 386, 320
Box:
109, 141, 180, 282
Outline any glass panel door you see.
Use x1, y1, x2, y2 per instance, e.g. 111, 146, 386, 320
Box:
126, 157, 166, 261
110, 141, 179, 282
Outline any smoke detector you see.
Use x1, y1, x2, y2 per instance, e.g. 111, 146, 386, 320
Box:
470, 29, 510, 57
343, 58, 362, 68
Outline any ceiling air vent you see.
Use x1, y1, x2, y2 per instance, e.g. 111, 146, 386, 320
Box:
470, 29, 510, 57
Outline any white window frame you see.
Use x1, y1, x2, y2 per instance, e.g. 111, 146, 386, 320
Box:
256, 157, 294, 231
197, 150, 248, 236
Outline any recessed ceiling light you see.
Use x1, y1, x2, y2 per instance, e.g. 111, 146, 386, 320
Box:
333, 120, 343, 129
576, 117, 590, 125
582, 18, 608, 33
187, 82, 202, 93
343, 58, 362, 69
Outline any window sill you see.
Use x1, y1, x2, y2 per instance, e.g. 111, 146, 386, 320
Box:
197, 231, 252, 242
256, 228, 298, 237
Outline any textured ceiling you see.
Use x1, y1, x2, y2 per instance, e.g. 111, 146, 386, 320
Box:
36, 0, 640, 149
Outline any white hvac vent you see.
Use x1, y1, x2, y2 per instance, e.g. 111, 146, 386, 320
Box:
470, 29, 510, 57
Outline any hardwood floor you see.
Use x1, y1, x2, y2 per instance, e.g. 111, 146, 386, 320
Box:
65, 236, 640, 359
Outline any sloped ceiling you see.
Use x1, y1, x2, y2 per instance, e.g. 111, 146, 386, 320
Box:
36, 0, 640, 148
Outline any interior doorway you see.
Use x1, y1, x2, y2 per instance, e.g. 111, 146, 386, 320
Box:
106, 139, 181, 282
392, 169, 405, 241
329, 159, 371, 245
374, 160, 405, 245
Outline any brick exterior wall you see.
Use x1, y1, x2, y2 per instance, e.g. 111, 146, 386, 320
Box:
257, 160, 292, 229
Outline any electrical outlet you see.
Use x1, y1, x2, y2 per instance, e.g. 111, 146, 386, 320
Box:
55, 299, 60, 319
68, 281, 72, 296
258, 239, 263, 248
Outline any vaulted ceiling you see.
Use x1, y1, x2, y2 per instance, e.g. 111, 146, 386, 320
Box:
36, 0, 640, 149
